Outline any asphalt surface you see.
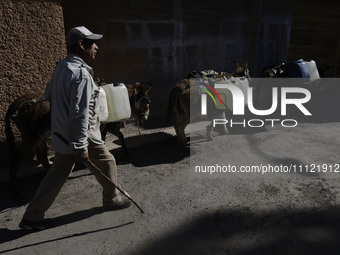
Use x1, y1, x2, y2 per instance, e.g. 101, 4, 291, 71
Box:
1, 115, 340, 254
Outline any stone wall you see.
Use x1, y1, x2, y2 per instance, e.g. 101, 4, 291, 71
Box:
63, 0, 294, 119
0, 0, 66, 144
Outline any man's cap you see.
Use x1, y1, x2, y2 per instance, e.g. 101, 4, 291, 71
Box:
66, 26, 103, 47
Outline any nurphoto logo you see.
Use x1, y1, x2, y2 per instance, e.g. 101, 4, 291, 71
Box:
198, 78, 312, 128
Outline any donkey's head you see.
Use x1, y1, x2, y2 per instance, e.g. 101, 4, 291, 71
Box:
232, 59, 250, 80
262, 63, 285, 78
126, 82, 152, 125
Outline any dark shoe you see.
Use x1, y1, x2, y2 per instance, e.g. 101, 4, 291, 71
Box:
103, 198, 132, 211
19, 218, 47, 231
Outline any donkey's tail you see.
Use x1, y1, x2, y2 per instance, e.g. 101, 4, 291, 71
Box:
5, 105, 18, 160
166, 87, 179, 125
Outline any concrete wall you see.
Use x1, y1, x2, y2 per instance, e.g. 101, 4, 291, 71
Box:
288, 0, 340, 77
63, 0, 294, 120
250, 0, 294, 75
0, 0, 66, 143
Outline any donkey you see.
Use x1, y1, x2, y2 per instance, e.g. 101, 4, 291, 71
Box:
100, 82, 152, 153
5, 82, 152, 198
5, 93, 51, 198
166, 60, 250, 147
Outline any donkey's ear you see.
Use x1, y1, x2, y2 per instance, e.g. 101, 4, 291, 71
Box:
126, 84, 135, 97
134, 82, 142, 89
234, 59, 241, 68
143, 82, 152, 93
243, 59, 249, 68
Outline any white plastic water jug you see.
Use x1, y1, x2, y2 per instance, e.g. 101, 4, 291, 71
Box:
97, 86, 108, 122
101, 83, 131, 122
304, 60, 320, 81
230, 77, 249, 105
214, 79, 233, 110
214, 77, 249, 110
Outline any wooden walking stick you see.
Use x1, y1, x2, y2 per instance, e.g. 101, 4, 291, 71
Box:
54, 132, 144, 213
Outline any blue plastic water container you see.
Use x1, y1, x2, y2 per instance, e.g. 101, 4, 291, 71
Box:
285, 59, 311, 78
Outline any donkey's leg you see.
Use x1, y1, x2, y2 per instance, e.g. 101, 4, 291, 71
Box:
175, 123, 187, 147
104, 122, 129, 154
36, 135, 51, 170
9, 152, 20, 199
174, 109, 189, 147
9, 133, 39, 199
216, 111, 229, 135
206, 111, 228, 140
206, 122, 214, 141
116, 130, 129, 155
206, 120, 228, 140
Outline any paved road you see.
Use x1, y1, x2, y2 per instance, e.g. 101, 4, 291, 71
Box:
1, 119, 340, 254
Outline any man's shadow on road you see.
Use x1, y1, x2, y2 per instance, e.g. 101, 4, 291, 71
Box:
0, 206, 133, 251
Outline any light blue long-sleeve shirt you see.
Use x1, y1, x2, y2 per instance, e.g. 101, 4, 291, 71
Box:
45, 54, 103, 154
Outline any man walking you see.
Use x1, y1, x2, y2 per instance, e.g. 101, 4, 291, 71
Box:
19, 26, 131, 230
